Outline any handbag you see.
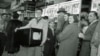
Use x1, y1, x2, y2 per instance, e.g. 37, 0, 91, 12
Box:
15, 28, 43, 47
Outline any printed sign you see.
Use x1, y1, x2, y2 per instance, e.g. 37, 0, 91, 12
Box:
42, 0, 81, 18
91, 0, 100, 11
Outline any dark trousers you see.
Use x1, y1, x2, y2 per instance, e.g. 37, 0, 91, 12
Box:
43, 42, 55, 56
0, 41, 4, 56
0, 32, 7, 56
79, 41, 91, 56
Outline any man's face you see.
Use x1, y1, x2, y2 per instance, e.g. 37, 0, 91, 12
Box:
68, 16, 74, 24
88, 12, 96, 23
35, 10, 42, 18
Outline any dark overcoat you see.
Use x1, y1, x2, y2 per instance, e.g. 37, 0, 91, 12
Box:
5, 20, 22, 53
57, 23, 80, 56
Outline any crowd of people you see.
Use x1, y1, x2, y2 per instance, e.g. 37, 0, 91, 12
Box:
0, 5, 100, 56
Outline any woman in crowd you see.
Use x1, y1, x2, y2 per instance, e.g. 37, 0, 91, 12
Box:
57, 14, 80, 56
44, 20, 56, 56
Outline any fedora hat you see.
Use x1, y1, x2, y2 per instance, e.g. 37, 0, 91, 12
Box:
57, 8, 67, 14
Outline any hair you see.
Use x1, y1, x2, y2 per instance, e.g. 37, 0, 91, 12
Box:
80, 15, 90, 31
13, 11, 19, 19
81, 16, 90, 24
43, 16, 48, 20
80, 16, 85, 20
89, 11, 98, 19
35, 8, 43, 12
69, 14, 79, 23
81, 16, 89, 24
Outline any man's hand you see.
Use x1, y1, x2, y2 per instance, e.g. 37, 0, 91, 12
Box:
79, 33, 85, 39
40, 42, 44, 46
92, 32, 99, 48
15, 27, 20, 32
92, 39, 99, 48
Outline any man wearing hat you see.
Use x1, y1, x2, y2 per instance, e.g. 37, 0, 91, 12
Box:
55, 8, 67, 36
55, 8, 68, 54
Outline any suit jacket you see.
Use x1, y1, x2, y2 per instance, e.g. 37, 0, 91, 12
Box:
5, 20, 22, 53
84, 21, 98, 41
57, 23, 79, 56
80, 21, 98, 56
91, 20, 100, 46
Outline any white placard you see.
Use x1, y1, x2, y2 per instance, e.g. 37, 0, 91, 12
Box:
91, 0, 100, 11
42, 0, 81, 18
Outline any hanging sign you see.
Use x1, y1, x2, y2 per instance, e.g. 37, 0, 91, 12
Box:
91, 0, 100, 11
42, 0, 81, 18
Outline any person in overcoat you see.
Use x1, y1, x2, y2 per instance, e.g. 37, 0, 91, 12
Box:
0, 13, 11, 56
2, 12, 22, 56
79, 11, 99, 56
57, 14, 80, 56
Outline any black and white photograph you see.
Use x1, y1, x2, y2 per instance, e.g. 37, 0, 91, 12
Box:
0, 0, 100, 56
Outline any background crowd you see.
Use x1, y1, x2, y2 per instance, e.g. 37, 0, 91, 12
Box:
0, 4, 100, 56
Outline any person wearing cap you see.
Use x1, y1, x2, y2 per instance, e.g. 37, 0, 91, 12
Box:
0, 13, 11, 56
2, 11, 22, 56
